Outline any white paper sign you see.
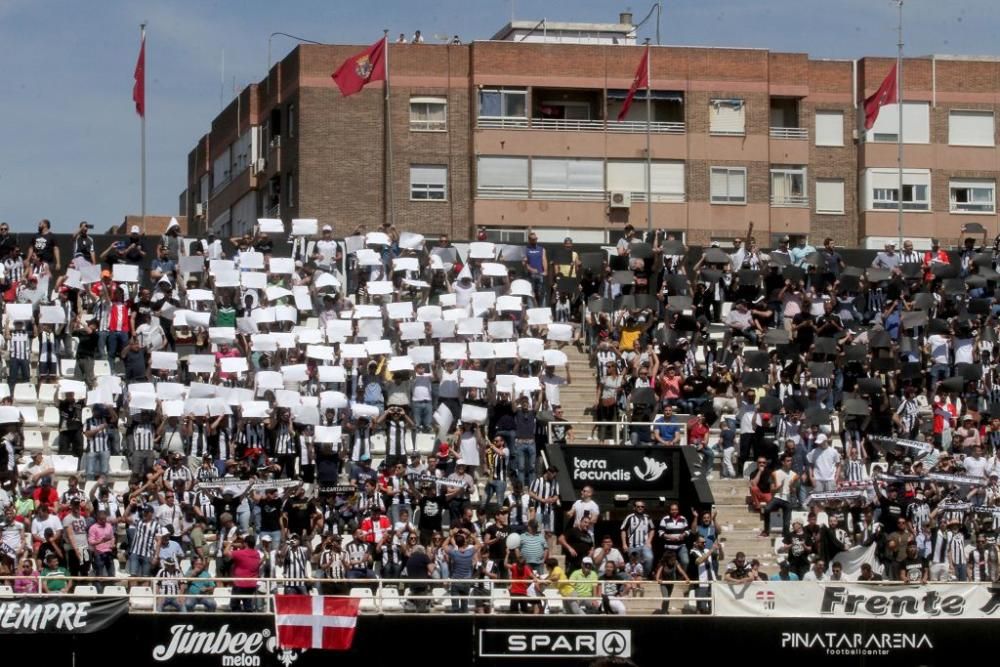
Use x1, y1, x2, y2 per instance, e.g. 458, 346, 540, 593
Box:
306, 345, 337, 361
438, 294, 457, 308
457, 318, 483, 335
443, 307, 468, 322
547, 323, 574, 341
257, 218, 285, 234
239, 251, 265, 270
393, 257, 420, 273
314, 425, 343, 443
39, 306, 66, 325
488, 321, 515, 339
220, 357, 249, 374
496, 296, 522, 312
469, 242, 496, 260
187, 383, 217, 398
317, 366, 347, 383
209, 259, 235, 275
365, 339, 392, 356
387, 356, 414, 372
179, 256, 205, 274
291, 219, 318, 236
266, 286, 293, 301
543, 349, 569, 366
293, 286, 313, 311
79, 264, 102, 284
187, 289, 214, 302
518, 338, 545, 361
269, 257, 295, 275
398, 232, 424, 250
315, 273, 341, 290
434, 403, 453, 439
468, 342, 494, 359
151, 351, 179, 370
365, 232, 390, 247
481, 263, 508, 278
58, 379, 88, 397
256, 371, 284, 389
356, 249, 381, 266
209, 327, 236, 343
162, 400, 185, 418
281, 364, 309, 383
460, 370, 488, 389
430, 320, 456, 339
242, 401, 271, 419
385, 301, 414, 320
440, 342, 468, 360
113, 263, 139, 283
353, 305, 382, 319
461, 403, 489, 424
130, 393, 158, 411
214, 270, 240, 287
408, 346, 436, 365
493, 342, 518, 359
367, 280, 394, 296
188, 355, 217, 374
326, 320, 353, 342
399, 321, 425, 341
510, 280, 533, 297
527, 308, 553, 325
417, 306, 442, 322
350, 403, 380, 419
7, 304, 32, 321
155, 382, 187, 400
339, 344, 368, 359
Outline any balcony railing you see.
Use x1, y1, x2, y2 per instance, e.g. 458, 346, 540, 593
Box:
477, 117, 685, 134
265, 204, 280, 218
629, 192, 687, 203
770, 195, 810, 208
770, 126, 808, 140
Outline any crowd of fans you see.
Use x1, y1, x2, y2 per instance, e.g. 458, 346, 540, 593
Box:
0, 216, 999, 615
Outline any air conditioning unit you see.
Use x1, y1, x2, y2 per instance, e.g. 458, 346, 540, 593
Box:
253, 158, 266, 174
194, 203, 204, 217
609, 191, 632, 209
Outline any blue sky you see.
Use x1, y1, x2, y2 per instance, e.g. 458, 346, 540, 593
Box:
0, 0, 996, 232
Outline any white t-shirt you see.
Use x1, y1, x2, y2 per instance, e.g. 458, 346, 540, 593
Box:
808, 446, 841, 482
411, 373, 433, 402
438, 370, 460, 399
458, 430, 480, 467
570, 499, 600, 527
965, 455, 988, 479
928, 334, 950, 365
954, 338, 974, 365
30, 514, 62, 541
543, 374, 566, 407
314, 239, 338, 267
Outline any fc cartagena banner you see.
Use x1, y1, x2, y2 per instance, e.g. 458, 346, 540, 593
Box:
0, 597, 127, 633
714, 582, 1000, 619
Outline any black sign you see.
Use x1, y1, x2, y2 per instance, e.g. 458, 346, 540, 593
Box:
0, 597, 127, 634
478, 628, 632, 659
563, 446, 678, 493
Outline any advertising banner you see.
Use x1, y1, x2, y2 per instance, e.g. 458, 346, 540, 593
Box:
714, 581, 1000, 620
562, 446, 679, 493
0, 597, 127, 633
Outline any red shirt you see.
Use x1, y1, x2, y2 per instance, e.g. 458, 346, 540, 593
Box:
509, 563, 532, 596
229, 548, 262, 588
107, 302, 131, 332
687, 419, 709, 444
360, 515, 391, 544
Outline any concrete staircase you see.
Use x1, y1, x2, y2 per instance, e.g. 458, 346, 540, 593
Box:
556, 342, 596, 425
708, 477, 779, 575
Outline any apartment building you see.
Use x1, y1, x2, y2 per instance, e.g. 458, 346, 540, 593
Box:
181, 19, 1000, 248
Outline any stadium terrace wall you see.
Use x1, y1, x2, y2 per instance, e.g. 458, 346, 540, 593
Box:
4, 605, 978, 666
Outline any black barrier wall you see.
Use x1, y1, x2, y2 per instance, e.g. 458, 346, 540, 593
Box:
14, 609, 963, 667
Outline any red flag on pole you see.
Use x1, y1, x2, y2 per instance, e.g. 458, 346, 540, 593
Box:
133, 34, 145, 117
863, 64, 898, 130
331, 38, 387, 97
617, 46, 649, 122
275, 595, 360, 651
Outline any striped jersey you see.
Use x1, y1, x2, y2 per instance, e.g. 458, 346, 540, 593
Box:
155, 567, 183, 596
385, 418, 412, 458
8, 330, 30, 361
131, 422, 156, 451
620, 512, 655, 549
84, 417, 110, 453
273, 424, 295, 455
131, 518, 159, 558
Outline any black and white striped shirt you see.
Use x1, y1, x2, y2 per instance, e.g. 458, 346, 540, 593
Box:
350, 426, 371, 462
896, 399, 919, 434
281, 545, 310, 585
131, 518, 159, 558
188, 424, 209, 458
529, 478, 560, 512
320, 549, 346, 579
620, 512, 655, 550
947, 531, 966, 566
8, 330, 29, 361
843, 459, 865, 483
155, 567, 183, 596
84, 417, 110, 453
274, 424, 295, 456
164, 465, 193, 486
356, 491, 384, 516
4, 258, 23, 285
385, 419, 411, 458
241, 422, 265, 450
345, 542, 370, 569
38, 330, 57, 364
131, 423, 156, 451
196, 490, 216, 521
491, 448, 509, 482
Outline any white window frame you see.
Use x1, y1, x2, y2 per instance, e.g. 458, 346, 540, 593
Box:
867, 102, 930, 144
410, 165, 448, 201
606, 161, 685, 202
409, 97, 448, 132
530, 158, 604, 200
950, 179, 996, 214
709, 98, 746, 136
770, 167, 808, 207
948, 110, 995, 147
814, 110, 844, 147
478, 87, 528, 119
866, 169, 930, 212
815, 179, 845, 215
476, 156, 529, 198
710, 166, 747, 204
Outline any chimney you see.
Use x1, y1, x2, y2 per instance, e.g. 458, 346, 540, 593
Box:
619, 11, 633, 26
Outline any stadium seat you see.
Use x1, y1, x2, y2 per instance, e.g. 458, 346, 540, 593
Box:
37, 383, 57, 404
93, 360, 111, 377
13, 384, 37, 404
109, 456, 130, 477
52, 455, 79, 474
349, 587, 377, 613
60, 359, 77, 378
43, 406, 60, 428
22, 430, 43, 452
112, 480, 130, 495
490, 587, 511, 612
431, 587, 447, 608
543, 588, 563, 613
379, 588, 403, 612
74, 585, 99, 596
102, 585, 128, 597
0, 585, 13, 598
415, 433, 436, 455
213, 587, 232, 608
370, 433, 386, 455
0, 386, 9, 402
18, 406, 39, 426
130, 586, 155, 611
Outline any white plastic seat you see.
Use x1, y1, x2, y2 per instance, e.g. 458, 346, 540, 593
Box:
60, 359, 77, 378
0, 386, 9, 402
415, 433, 436, 455
130, 586, 155, 611
52, 454, 79, 474
543, 588, 563, 613
213, 586, 232, 608
102, 585, 128, 597
18, 406, 39, 426
22, 430, 43, 452
369, 433, 386, 455
431, 587, 447, 608
74, 585, 99, 596
13, 383, 37, 404
93, 360, 111, 377
0, 585, 14, 597
379, 588, 403, 612
349, 587, 377, 613
109, 455, 130, 476
490, 587, 510, 612
112, 480, 129, 495
37, 383, 57, 404
43, 406, 60, 428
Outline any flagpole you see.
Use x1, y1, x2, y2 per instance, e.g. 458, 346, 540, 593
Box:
140, 23, 147, 234
644, 41, 652, 239
895, 0, 903, 248
383, 30, 394, 230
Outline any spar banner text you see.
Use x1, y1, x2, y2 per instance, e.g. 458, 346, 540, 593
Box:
714, 581, 1000, 619
0, 597, 128, 633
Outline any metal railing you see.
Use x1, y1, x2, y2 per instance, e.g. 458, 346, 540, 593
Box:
769, 126, 808, 140
549, 419, 689, 447
770, 194, 810, 208
476, 117, 685, 134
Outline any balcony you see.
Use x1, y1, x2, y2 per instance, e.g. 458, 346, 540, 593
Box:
770, 194, 809, 208
770, 127, 808, 140
265, 204, 280, 218
476, 117, 684, 134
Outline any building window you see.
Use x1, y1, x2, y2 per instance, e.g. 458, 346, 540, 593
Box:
410, 165, 447, 200
530, 158, 604, 200
949, 110, 995, 146
410, 97, 447, 131
815, 179, 845, 215
950, 179, 995, 213
710, 166, 747, 204
709, 99, 745, 136
815, 111, 844, 147
478, 88, 527, 119
286, 171, 295, 208
865, 168, 930, 211
288, 104, 296, 139
212, 147, 232, 193
867, 102, 929, 144
477, 157, 529, 198
770, 167, 807, 207
606, 161, 685, 202
482, 228, 528, 243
